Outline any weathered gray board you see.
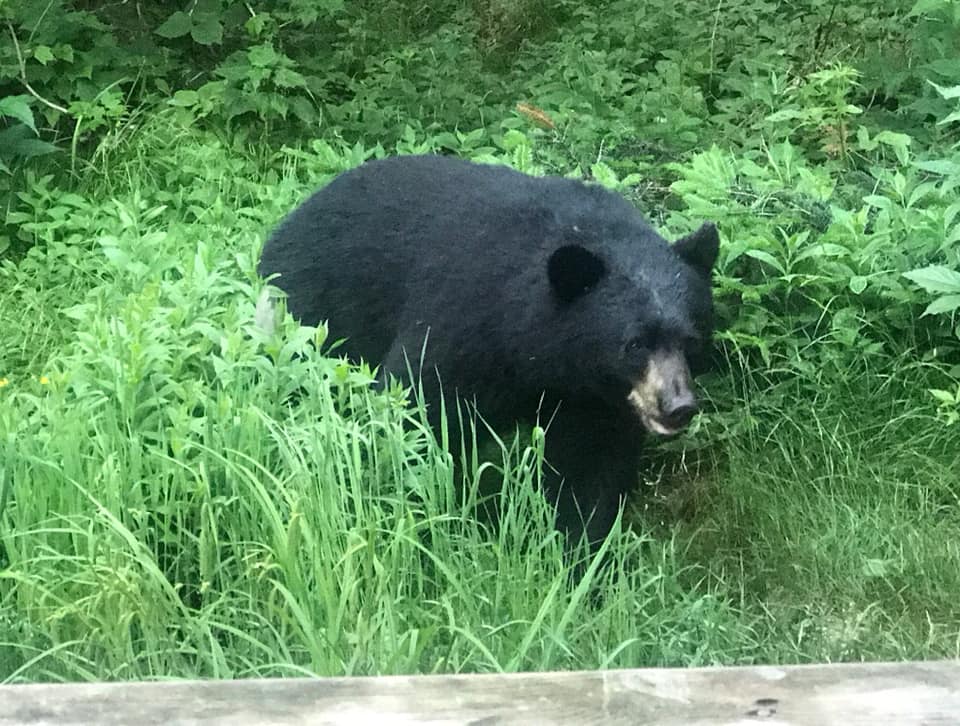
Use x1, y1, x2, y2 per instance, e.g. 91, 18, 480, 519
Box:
2, 660, 959, 725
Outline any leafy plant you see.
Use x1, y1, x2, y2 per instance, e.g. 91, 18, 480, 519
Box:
765, 64, 864, 161
5, 0, 960, 686
0, 95, 56, 174
903, 265, 960, 318
928, 383, 960, 425
0, 94, 58, 255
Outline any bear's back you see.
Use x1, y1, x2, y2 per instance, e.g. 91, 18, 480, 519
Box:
259, 155, 665, 364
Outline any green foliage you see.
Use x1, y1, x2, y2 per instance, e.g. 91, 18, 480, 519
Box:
3, 0, 960, 684
0, 126, 756, 679
928, 382, 960, 425
764, 64, 863, 160
875, 0, 960, 126
903, 266, 960, 316
0, 95, 58, 253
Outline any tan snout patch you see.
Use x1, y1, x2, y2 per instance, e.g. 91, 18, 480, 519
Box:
627, 350, 694, 435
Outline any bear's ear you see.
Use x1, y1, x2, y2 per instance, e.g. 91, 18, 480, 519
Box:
674, 223, 720, 277
548, 244, 607, 303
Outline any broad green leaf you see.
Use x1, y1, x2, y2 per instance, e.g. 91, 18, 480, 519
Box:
743, 249, 786, 275
873, 130, 912, 148
590, 162, 620, 190
100, 243, 131, 267
0, 124, 56, 157
155, 11, 192, 39
11, 138, 58, 158
849, 276, 868, 294
54, 44, 74, 62
903, 265, 960, 294
191, 14, 223, 45
929, 388, 960, 405
794, 243, 850, 262
943, 222, 960, 249
765, 109, 806, 123
923, 294, 960, 316
273, 67, 307, 89
908, 182, 937, 208
926, 58, 960, 78
500, 129, 529, 151
0, 96, 36, 132
248, 43, 280, 68
944, 201, 960, 229
939, 109, 960, 125
862, 194, 891, 210
245, 15, 268, 36
33, 45, 54, 64
929, 80, 960, 100
169, 90, 199, 107
874, 130, 912, 165
914, 159, 960, 177
289, 97, 317, 124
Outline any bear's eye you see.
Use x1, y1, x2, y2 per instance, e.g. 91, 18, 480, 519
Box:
624, 337, 647, 354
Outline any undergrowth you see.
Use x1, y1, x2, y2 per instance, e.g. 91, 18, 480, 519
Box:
2, 0, 960, 683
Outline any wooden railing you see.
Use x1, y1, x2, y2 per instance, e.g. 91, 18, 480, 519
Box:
1, 660, 958, 724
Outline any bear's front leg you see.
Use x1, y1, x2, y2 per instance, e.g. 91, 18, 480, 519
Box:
379, 334, 468, 452
541, 403, 643, 549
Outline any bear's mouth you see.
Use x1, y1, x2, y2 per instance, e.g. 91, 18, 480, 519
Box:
635, 408, 685, 436
627, 350, 698, 436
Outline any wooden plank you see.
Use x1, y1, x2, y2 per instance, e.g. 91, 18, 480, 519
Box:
1, 661, 958, 725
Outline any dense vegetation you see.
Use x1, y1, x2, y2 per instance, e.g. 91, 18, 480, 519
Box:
1, 0, 959, 682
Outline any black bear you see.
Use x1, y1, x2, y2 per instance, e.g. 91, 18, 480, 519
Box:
260, 155, 718, 547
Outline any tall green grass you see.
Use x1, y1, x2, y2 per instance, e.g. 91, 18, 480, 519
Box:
2, 115, 958, 685
0, 120, 752, 681
663, 353, 960, 663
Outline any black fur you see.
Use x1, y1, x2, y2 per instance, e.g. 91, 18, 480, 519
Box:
260, 155, 718, 546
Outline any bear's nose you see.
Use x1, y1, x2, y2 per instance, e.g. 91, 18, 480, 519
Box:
661, 399, 698, 430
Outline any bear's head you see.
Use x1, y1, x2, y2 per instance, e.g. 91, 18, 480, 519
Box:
546, 222, 719, 435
